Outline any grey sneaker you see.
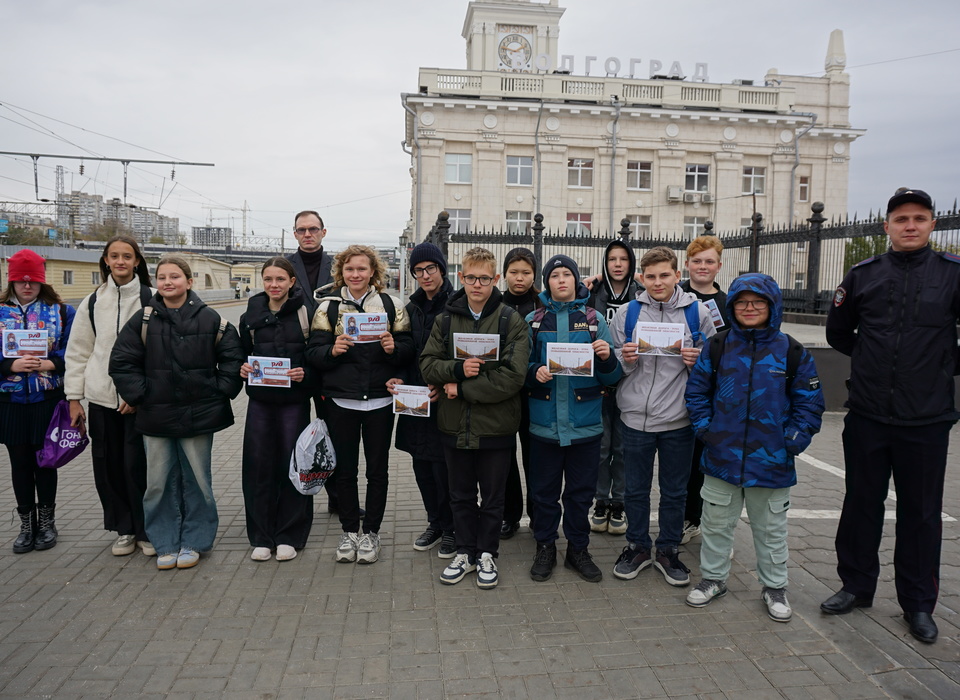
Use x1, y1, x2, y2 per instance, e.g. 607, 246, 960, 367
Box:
336, 532, 359, 563
612, 544, 652, 580
686, 578, 728, 607
589, 501, 609, 532
680, 520, 701, 545
357, 533, 381, 564
606, 502, 627, 535
111, 534, 136, 556
437, 532, 457, 559
654, 547, 690, 587
762, 587, 792, 622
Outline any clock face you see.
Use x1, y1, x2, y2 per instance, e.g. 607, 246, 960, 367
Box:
498, 32, 532, 70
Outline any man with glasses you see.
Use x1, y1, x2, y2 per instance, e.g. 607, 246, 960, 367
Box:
287, 210, 332, 316
821, 188, 957, 644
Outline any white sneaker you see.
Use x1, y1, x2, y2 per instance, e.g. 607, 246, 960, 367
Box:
336, 532, 359, 563
440, 553, 476, 585
276, 544, 297, 561
356, 533, 380, 564
251, 547, 272, 561
138, 540, 156, 556
686, 578, 728, 608
112, 534, 136, 556
476, 552, 498, 589
762, 587, 792, 622
680, 520, 701, 545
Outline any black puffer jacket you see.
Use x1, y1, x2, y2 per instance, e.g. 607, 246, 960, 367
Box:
109, 291, 244, 437
395, 280, 452, 462
239, 288, 315, 405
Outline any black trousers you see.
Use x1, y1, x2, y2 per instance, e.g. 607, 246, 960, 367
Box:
8, 444, 57, 509
242, 399, 313, 549
683, 438, 706, 526
836, 412, 951, 613
412, 458, 454, 532
324, 401, 394, 534
88, 403, 148, 539
444, 446, 511, 558
529, 437, 601, 550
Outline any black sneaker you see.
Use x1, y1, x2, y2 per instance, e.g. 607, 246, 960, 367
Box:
437, 532, 457, 559
530, 542, 557, 581
564, 547, 602, 583
613, 544, 652, 580
654, 547, 691, 587
500, 521, 520, 539
413, 527, 442, 551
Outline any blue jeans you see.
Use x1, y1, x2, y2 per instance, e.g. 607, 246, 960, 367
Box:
621, 422, 693, 551
143, 434, 218, 556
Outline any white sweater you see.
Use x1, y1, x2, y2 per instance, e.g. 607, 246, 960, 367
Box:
65, 277, 154, 408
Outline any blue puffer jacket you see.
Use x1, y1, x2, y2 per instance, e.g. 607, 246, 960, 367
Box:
0, 298, 76, 404
526, 285, 622, 446
685, 273, 824, 488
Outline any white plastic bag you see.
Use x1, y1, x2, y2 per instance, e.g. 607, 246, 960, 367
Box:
288, 418, 337, 495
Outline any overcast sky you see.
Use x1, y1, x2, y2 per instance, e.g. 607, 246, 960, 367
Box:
2, 0, 958, 248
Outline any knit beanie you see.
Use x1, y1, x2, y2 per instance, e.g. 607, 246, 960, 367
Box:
503, 247, 538, 275
542, 254, 581, 291
409, 242, 447, 277
7, 249, 46, 284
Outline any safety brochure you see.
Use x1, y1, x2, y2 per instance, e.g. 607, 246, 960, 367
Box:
3, 330, 48, 358
633, 322, 685, 356
452, 333, 500, 361
247, 356, 291, 388
343, 312, 388, 343
546, 342, 594, 377
703, 299, 724, 328
393, 384, 431, 418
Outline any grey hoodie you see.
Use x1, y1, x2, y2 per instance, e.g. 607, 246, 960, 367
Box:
610, 285, 716, 432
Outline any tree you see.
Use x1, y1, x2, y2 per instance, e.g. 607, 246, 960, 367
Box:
0, 225, 51, 247
843, 235, 887, 272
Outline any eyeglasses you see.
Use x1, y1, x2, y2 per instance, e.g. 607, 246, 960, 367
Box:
733, 299, 769, 310
462, 275, 494, 286
412, 264, 439, 278
294, 227, 322, 235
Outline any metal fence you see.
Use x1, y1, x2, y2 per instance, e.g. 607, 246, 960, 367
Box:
422, 202, 960, 315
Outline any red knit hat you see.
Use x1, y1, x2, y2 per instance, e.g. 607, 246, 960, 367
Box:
7, 250, 46, 284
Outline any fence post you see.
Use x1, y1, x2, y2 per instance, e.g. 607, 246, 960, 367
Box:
805, 202, 826, 314
618, 217, 631, 240
749, 212, 763, 272
703, 220, 714, 236
533, 213, 544, 275
435, 210, 451, 260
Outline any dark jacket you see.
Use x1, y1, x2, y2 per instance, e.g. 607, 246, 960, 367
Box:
501, 287, 541, 318
239, 287, 315, 405
304, 286, 414, 400
419, 287, 529, 450
109, 291, 244, 437
287, 248, 333, 316
685, 273, 825, 489
589, 240, 640, 326
680, 279, 730, 332
395, 279, 453, 461
826, 245, 960, 425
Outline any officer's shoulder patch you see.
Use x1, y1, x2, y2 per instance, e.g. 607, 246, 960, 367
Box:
939, 251, 960, 264
833, 287, 846, 307
851, 255, 879, 269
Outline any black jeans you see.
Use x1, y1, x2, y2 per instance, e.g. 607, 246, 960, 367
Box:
8, 444, 57, 508
684, 438, 706, 526
324, 401, 394, 534
444, 446, 511, 558
529, 437, 601, 550
89, 403, 147, 539
242, 399, 313, 549
412, 458, 454, 532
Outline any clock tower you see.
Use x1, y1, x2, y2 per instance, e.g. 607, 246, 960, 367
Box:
462, 0, 565, 73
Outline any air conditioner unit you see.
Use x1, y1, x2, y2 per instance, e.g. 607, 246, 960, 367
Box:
701, 193, 714, 204
683, 192, 699, 203
666, 186, 683, 202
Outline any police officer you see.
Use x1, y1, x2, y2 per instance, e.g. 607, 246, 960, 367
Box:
821, 188, 958, 644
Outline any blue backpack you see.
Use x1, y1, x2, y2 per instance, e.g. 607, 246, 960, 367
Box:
623, 299, 703, 347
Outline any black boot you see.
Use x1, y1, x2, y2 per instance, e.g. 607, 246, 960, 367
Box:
34, 503, 57, 551
530, 542, 557, 581
12, 506, 35, 553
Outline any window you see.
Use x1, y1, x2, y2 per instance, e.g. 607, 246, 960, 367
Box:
566, 213, 592, 237
684, 216, 707, 238
91, 271, 100, 285
63, 270, 74, 285
567, 158, 594, 188
626, 161, 652, 190
742, 166, 766, 195
796, 240, 807, 252
627, 214, 651, 238
798, 175, 810, 202
447, 209, 471, 234
740, 217, 754, 233
506, 156, 533, 186
445, 154, 472, 184
505, 211, 532, 234
685, 164, 709, 192
794, 272, 805, 290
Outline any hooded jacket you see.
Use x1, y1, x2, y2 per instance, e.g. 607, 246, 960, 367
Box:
589, 240, 640, 326
525, 284, 622, 446
685, 273, 825, 489
0, 298, 75, 404
610, 285, 716, 432
238, 286, 315, 405
419, 286, 529, 450
109, 291, 244, 437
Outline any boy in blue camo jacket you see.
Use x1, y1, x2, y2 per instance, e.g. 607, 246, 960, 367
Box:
684, 273, 824, 622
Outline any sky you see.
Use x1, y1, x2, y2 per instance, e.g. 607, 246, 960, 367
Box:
2, 0, 958, 248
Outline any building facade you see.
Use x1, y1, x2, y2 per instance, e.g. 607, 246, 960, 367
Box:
402, 0, 863, 257
58, 192, 181, 244
191, 226, 233, 248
